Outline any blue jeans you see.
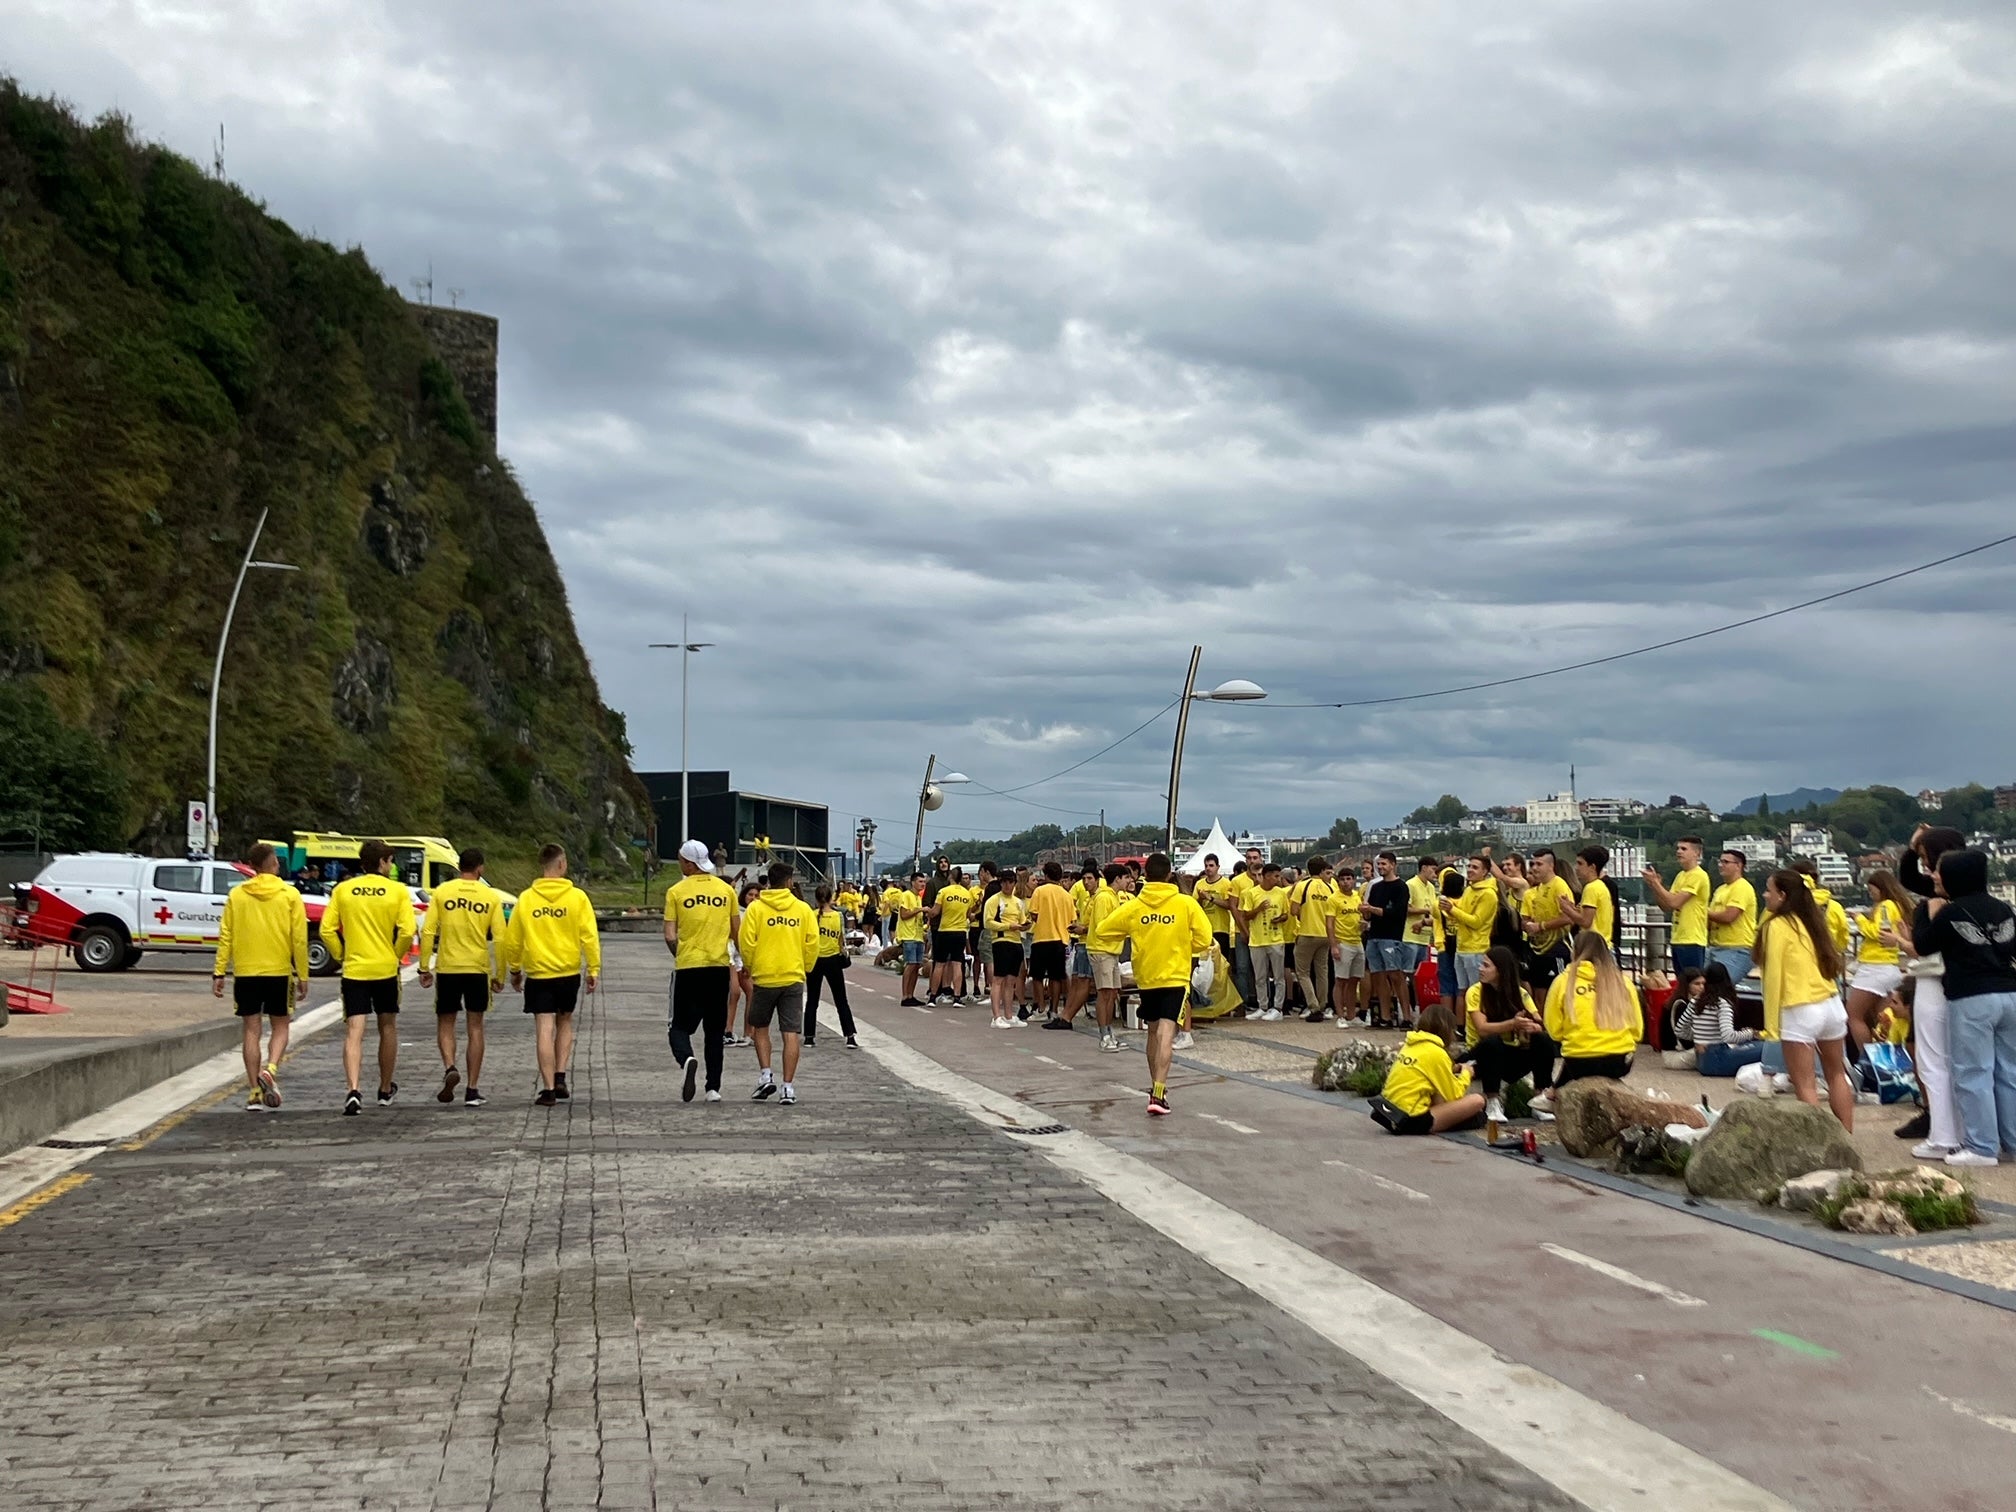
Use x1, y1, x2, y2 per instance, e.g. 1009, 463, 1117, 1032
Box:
1698, 1040, 1765, 1077
1232, 938, 1254, 1005
1671, 944, 1708, 974
1949, 990, 2016, 1157
1708, 946, 1752, 983
1436, 949, 1458, 999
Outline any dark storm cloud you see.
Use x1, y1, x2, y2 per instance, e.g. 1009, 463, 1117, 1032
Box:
10, 0, 2015, 843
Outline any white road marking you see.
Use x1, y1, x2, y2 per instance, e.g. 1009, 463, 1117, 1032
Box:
852, 1020, 1788, 1512
910, 1003, 933, 1014
1923, 1385, 2016, 1436
1539, 1243, 1707, 1308
1032, 1054, 1076, 1070
0, 992, 355, 1210
1323, 1159, 1432, 1203
1197, 1113, 1259, 1135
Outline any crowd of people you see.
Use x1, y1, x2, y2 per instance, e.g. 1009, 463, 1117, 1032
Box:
205, 821, 2016, 1155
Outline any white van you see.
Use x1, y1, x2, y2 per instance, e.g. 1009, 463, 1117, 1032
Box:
15, 853, 342, 974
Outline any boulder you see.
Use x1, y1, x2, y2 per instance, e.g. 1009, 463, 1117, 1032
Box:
1684, 1097, 1863, 1202
1555, 1080, 1708, 1158
1836, 1199, 1916, 1237
1778, 1168, 1853, 1213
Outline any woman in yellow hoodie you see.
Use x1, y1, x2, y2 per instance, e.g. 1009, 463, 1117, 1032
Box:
1757, 869, 1853, 1129
1845, 869, 1914, 1055
1531, 931, 1642, 1114
1374, 1004, 1486, 1134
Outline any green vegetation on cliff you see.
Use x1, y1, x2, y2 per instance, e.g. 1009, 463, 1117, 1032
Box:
0, 84, 645, 864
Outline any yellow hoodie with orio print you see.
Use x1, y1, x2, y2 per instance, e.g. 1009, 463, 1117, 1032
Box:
505, 877, 600, 980
739, 887, 820, 986
213, 873, 310, 980
1089, 881, 1211, 991
321, 873, 416, 980
420, 878, 506, 978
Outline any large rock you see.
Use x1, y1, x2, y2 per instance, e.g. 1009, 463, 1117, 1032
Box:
1555, 1080, 1708, 1158
1684, 1098, 1863, 1202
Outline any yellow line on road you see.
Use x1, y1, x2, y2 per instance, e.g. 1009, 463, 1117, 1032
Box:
0, 1171, 91, 1230
118, 1084, 234, 1150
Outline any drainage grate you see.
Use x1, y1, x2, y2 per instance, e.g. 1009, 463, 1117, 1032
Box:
1011, 1124, 1070, 1136
39, 1138, 112, 1150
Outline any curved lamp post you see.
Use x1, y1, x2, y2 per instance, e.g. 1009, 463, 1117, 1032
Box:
910, 755, 971, 872
206, 507, 298, 856
1165, 646, 1266, 855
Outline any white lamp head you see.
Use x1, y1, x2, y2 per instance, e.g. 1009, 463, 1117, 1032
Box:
1203, 679, 1266, 702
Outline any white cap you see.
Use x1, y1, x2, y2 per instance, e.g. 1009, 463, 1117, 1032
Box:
678, 839, 714, 873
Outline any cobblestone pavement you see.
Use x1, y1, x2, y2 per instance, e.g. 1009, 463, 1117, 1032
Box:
0, 937, 1575, 1511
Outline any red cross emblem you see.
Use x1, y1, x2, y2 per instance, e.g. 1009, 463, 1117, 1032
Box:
154, 906, 173, 924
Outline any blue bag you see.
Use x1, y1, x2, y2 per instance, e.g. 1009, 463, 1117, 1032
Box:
1865, 1041, 1917, 1105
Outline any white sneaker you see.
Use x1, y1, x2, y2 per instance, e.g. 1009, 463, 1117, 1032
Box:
1485, 1096, 1505, 1124
1258, 1009, 1282, 1022
1100, 1032, 1119, 1052
704, 1090, 722, 1103
990, 1018, 1009, 1030
1912, 1140, 1959, 1160
1173, 1031, 1194, 1050
1007, 1016, 1026, 1028
1945, 1149, 1998, 1168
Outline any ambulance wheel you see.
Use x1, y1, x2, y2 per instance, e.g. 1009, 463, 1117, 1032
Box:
74, 925, 130, 972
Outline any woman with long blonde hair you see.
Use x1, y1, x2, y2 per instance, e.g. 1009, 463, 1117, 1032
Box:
1845, 870, 1915, 1056
1531, 930, 1642, 1114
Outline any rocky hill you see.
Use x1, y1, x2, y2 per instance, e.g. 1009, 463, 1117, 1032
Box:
0, 83, 646, 866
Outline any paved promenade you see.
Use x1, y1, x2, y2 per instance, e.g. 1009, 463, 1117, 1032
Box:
0, 937, 1574, 1511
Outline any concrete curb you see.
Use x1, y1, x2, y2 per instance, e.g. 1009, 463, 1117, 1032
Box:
0, 1018, 245, 1156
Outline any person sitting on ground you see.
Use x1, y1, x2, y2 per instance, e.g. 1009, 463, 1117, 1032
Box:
1664, 966, 1705, 1049
1373, 1003, 1487, 1135
1678, 962, 1762, 1076
1461, 945, 1552, 1121
1532, 930, 1642, 1114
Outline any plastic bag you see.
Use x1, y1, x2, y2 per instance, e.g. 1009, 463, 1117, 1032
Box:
1191, 953, 1216, 1002
1734, 1061, 1773, 1097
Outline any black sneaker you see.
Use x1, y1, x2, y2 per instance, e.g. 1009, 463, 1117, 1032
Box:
845, 1034, 860, 1049
1016, 1005, 1033, 1021
535, 1088, 558, 1107
1147, 1090, 1172, 1117
1304, 1011, 1326, 1023
343, 1090, 362, 1117
377, 1082, 398, 1106
1041, 1017, 1074, 1030
437, 1066, 460, 1103
900, 997, 924, 1007
464, 1087, 486, 1108
680, 1057, 699, 1104
752, 1079, 777, 1101
553, 1073, 570, 1102
803, 1038, 817, 1050
1894, 1109, 1931, 1140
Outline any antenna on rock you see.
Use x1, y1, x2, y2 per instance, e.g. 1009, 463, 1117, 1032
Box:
211, 122, 225, 179
448, 287, 465, 309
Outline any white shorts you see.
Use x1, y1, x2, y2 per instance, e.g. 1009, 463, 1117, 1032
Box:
1849, 963, 1903, 998
1778, 996, 1849, 1046
1091, 953, 1123, 991
1334, 945, 1366, 980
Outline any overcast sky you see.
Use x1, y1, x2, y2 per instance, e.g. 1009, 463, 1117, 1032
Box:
11, 2, 2016, 848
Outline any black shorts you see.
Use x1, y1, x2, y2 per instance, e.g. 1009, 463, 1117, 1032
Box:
931, 930, 966, 965
672, 964, 732, 1021
523, 975, 582, 1016
232, 976, 292, 1019
1029, 940, 1068, 983
1213, 931, 1232, 961
435, 973, 491, 1016
991, 940, 1025, 976
1137, 985, 1188, 1023
341, 976, 400, 1017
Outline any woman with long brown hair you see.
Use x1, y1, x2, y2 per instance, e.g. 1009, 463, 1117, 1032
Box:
1890, 825, 1967, 1154
1757, 869, 1853, 1127
1531, 930, 1642, 1114
1846, 870, 1915, 1055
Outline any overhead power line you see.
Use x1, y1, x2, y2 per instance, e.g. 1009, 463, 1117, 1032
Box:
1252, 531, 2016, 711
969, 698, 1181, 795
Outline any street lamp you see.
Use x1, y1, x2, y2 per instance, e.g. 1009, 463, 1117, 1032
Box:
649, 615, 714, 851
1166, 646, 1266, 855
207, 506, 299, 856
910, 754, 970, 872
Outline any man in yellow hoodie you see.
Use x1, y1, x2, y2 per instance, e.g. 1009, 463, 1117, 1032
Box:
1090, 853, 1211, 1117
417, 846, 505, 1108
736, 861, 820, 1104
505, 843, 600, 1106
212, 843, 310, 1112
1444, 854, 1501, 996
321, 838, 417, 1115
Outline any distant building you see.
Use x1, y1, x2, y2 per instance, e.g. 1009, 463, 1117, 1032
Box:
1814, 851, 1855, 888
1671, 803, 1714, 820
1604, 842, 1646, 880
1580, 798, 1623, 825
1918, 789, 1946, 811
637, 769, 831, 879
1458, 815, 1494, 834
1996, 786, 2016, 813
1787, 824, 1832, 857
1501, 820, 1582, 850
1527, 790, 1578, 825
1723, 835, 1780, 866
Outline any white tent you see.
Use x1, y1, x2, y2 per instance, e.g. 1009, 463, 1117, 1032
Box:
1177, 818, 1244, 876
